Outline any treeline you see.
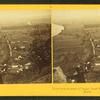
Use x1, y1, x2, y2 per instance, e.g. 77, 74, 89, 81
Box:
29, 24, 51, 73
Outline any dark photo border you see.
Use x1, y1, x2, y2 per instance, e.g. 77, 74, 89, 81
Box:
0, 0, 100, 4
0, 96, 100, 100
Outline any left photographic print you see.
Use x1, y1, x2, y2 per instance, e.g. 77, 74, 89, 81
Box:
0, 10, 51, 84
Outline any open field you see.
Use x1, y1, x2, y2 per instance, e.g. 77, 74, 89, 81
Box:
53, 24, 100, 82
0, 23, 51, 83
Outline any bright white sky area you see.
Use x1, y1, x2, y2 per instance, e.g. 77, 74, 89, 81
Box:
52, 10, 100, 25
52, 10, 100, 36
0, 10, 50, 26
52, 24, 64, 37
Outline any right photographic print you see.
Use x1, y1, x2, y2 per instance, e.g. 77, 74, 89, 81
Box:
52, 10, 100, 83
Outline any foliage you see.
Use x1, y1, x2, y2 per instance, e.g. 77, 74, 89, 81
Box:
30, 24, 51, 72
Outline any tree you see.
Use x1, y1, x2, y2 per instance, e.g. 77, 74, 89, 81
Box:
30, 24, 51, 73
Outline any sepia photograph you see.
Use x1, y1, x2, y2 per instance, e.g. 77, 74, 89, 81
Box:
0, 10, 51, 83
52, 10, 100, 83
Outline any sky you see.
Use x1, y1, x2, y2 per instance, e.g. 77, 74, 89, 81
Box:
52, 24, 64, 37
52, 10, 100, 25
0, 10, 50, 26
